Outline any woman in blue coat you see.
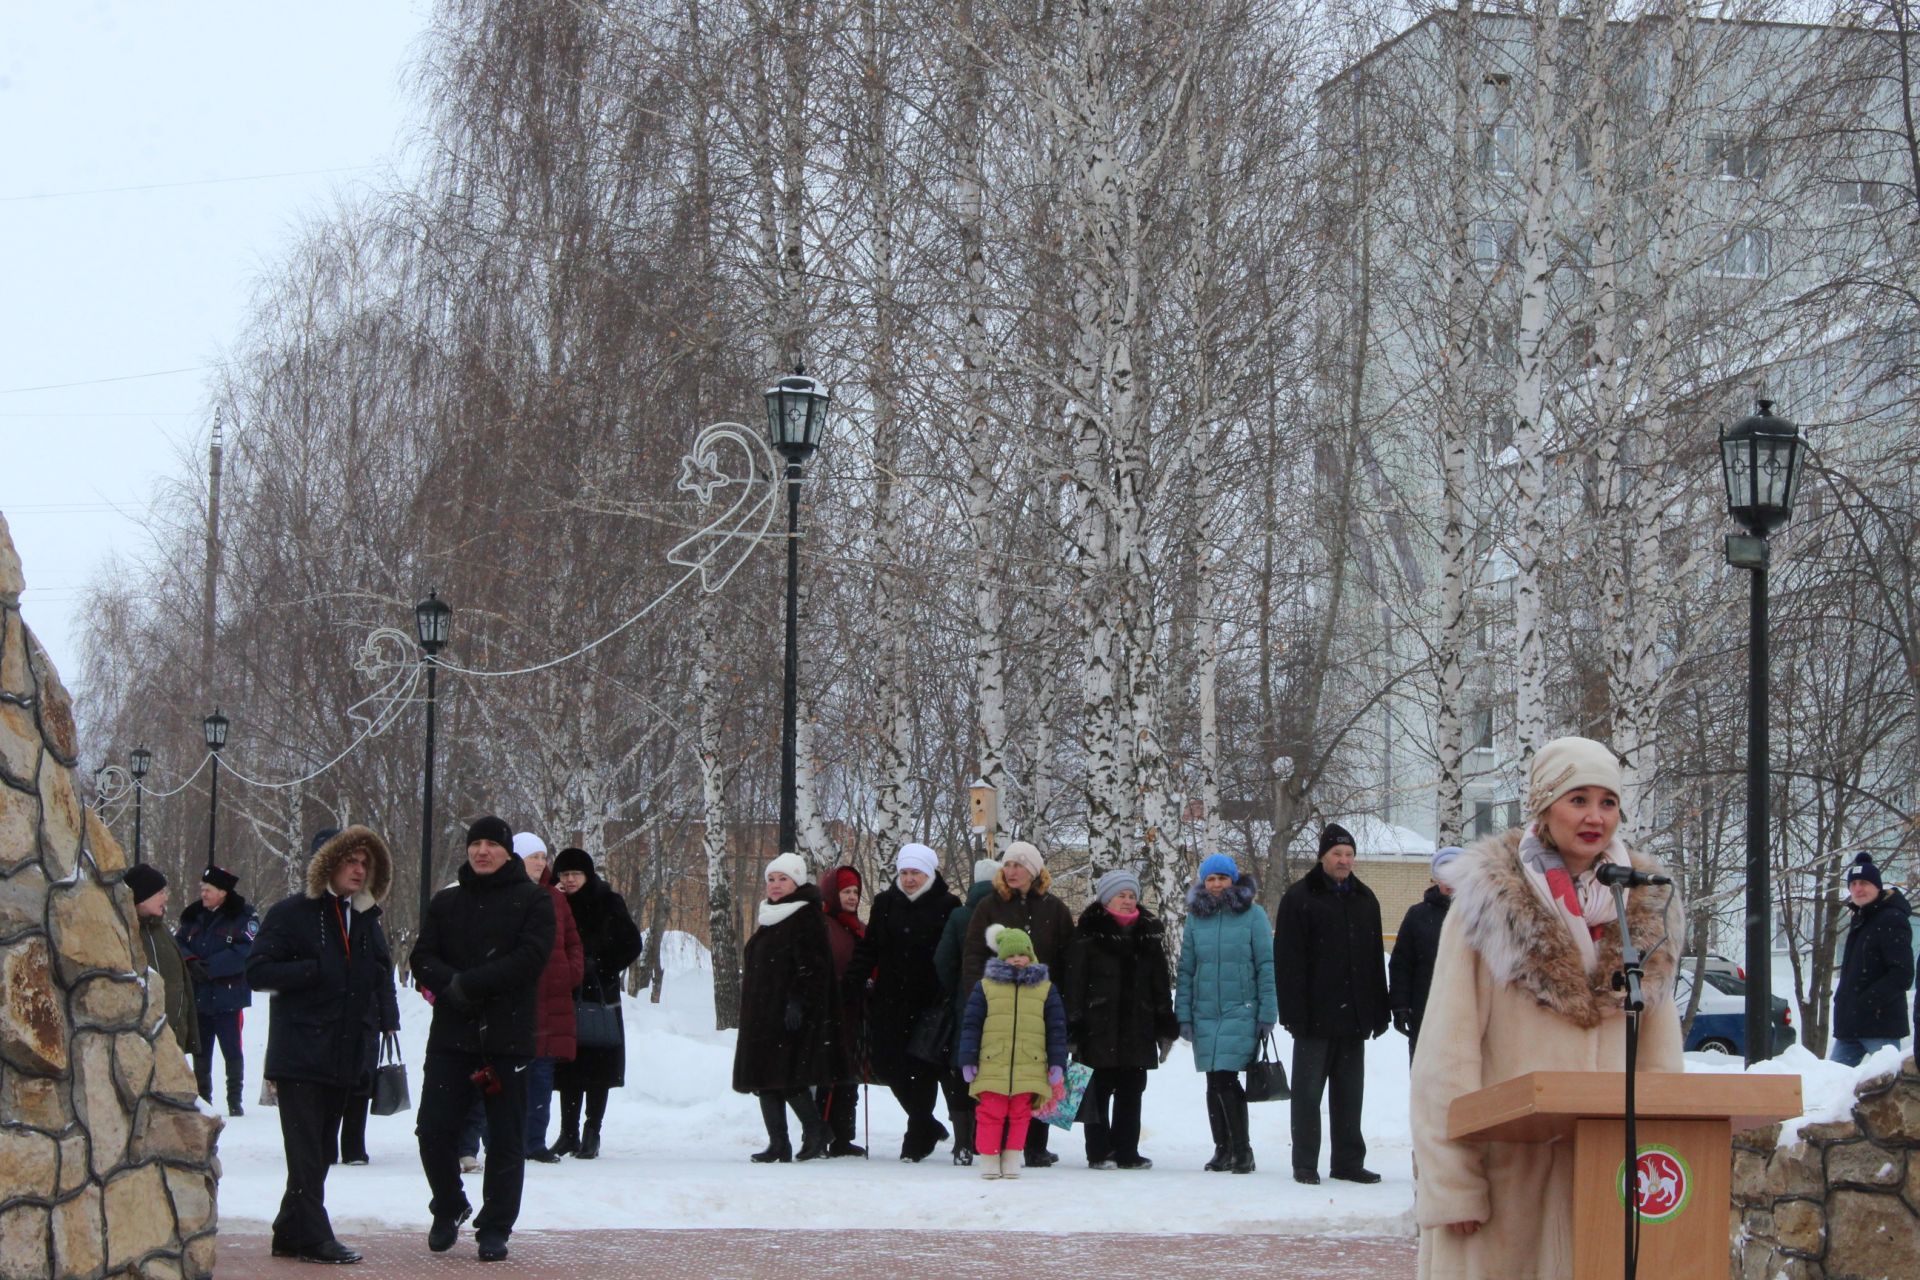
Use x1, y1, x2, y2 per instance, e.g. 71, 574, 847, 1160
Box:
1175, 853, 1277, 1175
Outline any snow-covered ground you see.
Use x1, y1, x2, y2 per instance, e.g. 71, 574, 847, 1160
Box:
213, 936, 1908, 1238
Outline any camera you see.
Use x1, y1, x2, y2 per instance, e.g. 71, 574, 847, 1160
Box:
470, 1065, 502, 1097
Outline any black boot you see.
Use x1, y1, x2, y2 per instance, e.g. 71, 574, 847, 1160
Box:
577, 1121, 601, 1160
1203, 1091, 1232, 1171
752, 1093, 792, 1163
790, 1092, 830, 1162
552, 1091, 581, 1157
1227, 1093, 1255, 1174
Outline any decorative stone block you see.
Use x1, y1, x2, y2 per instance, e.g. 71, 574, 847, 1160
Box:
1799, 1119, 1862, 1145
1825, 1188, 1920, 1279
163, 1167, 213, 1236
0, 1126, 58, 1201
48, 878, 134, 983
86, 807, 127, 876
0, 1069, 70, 1130
1774, 1197, 1826, 1256
50, 1184, 102, 1279
1827, 1139, 1904, 1189
0, 615, 28, 696
0, 517, 20, 601
56, 1130, 88, 1194
144, 1257, 185, 1280
74, 974, 146, 1030
0, 936, 68, 1073
1769, 1140, 1831, 1200
1735, 1121, 1784, 1152
27, 640, 77, 766
0, 702, 37, 789
130, 1101, 222, 1165
103, 1162, 173, 1271
183, 1232, 215, 1280
0, 1202, 48, 1280
112, 1029, 155, 1109
1855, 1077, 1920, 1145
149, 1026, 197, 1104
0, 865, 46, 942
1906, 1153, 1920, 1213
0, 784, 35, 876
1733, 1146, 1769, 1206
37, 753, 81, 879
73, 1032, 130, 1177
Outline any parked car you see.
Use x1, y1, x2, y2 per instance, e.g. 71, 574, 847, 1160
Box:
1701, 953, 1744, 981
1676, 970, 1795, 1058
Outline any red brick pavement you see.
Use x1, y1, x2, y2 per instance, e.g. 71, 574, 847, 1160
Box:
220, 1228, 1416, 1278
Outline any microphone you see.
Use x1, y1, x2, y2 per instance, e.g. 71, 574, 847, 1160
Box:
1596, 863, 1671, 888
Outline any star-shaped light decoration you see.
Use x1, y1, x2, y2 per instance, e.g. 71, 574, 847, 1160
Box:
678, 449, 733, 505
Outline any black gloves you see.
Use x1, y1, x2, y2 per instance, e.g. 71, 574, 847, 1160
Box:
1392, 1008, 1414, 1038
783, 997, 805, 1031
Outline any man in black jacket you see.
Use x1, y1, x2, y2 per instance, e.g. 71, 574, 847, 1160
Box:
247, 826, 402, 1265
1388, 846, 1461, 1061
410, 816, 555, 1264
1274, 822, 1390, 1186
1831, 854, 1913, 1067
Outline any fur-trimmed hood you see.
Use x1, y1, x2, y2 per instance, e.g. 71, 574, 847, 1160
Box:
984, 957, 1051, 985
993, 866, 1054, 900
305, 824, 394, 911
1185, 871, 1258, 917
1440, 828, 1682, 1028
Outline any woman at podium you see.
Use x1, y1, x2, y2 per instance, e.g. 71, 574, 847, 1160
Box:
1409, 736, 1684, 1278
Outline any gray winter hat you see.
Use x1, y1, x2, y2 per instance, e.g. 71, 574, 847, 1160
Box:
1095, 867, 1141, 906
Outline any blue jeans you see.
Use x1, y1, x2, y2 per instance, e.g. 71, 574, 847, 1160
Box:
1829, 1037, 1901, 1067
524, 1057, 556, 1151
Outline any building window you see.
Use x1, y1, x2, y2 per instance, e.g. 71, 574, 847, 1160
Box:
1473, 801, 1496, 838
1471, 315, 1518, 366
1504, 800, 1522, 831
1469, 707, 1494, 751
1837, 179, 1886, 210
1706, 131, 1768, 181
1476, 124, 1518, 176
1570, 126, 1591, 174
1713, 228, 1772, 279
1472, 219, 1518, 268
1480, 72, 1512, 115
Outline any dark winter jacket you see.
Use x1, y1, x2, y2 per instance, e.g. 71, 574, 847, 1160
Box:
553, 870, 642, 1090
411, 854, 554, 1060
959, 958, 1069, 1103
248, 827, 402, 1091
1274, 863, 1391, 1040
1388, 885, 1452, 1038
1175, 872, 1278, 1072
935, 879, 994, 1070
732, 883, 848, 1094
534, 868, 586, 1062
1066, 902, 1179, 1070
845, 874, 961, 1084
961, 868, 1075, 1011
176, 893, 258, 1015
1834, 888, 1914, 1041
138, 916, 202, 1058
822, 881, 866, 1080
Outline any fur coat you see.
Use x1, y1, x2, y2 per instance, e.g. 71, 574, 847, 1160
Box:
1411, 829, 1685, 1280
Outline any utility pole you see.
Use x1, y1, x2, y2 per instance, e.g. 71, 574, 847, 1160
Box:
201, 408, 224, 706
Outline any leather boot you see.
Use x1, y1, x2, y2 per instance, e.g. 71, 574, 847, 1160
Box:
552, 1092, 581, 1157
790, 1092, 830, 1162
1204, 1090, 1232, 1171
751, 1093, 792, 1163
577, 1120, 601, 1160
1227, 1092, 1255, 1174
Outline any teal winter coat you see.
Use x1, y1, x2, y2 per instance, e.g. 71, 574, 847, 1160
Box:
1175, 872, 1278, 1072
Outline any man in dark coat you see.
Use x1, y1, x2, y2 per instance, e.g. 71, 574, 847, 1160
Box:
1274, 822, 1390, 1185
410, 817, 555, 1263
247, 826, 402, 1265
844, 843, 961, 1162
1388, 846, 1461, 1061
177, 863, 257, 1115
961, 841, 1075, 1167
934, 857, 999, 1165
1830, 854, 1914, 1066
550, 846, 641, 1160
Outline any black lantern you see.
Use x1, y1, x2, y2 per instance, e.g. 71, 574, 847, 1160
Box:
764, 368, 832, 462
415, 590, 452, 656
202, 709, 230, 752
1719, 400, 1806, 538
129, 746, 152, 779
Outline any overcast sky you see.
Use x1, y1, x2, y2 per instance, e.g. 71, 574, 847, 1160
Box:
1, 1, 430, 704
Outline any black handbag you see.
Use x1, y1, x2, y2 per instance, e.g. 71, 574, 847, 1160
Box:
1244, 1033, 1290, 1103
370, 1033, 411, 1116
573, 974, 623, 1050
905, 1003, 954, 1065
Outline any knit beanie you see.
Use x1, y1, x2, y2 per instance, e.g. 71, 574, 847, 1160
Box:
1318, 822, 1357, 856
201, 865, 238, 892
1002, 841, 1044, 878
1526, 736, 1624, 819
308, 827, 342, 856
972, 858, 999, 885
1431, 846, 1465, 877
1846, 854, 1884, 890
123, 864, 167, 904
1197, 853, 1238, 882
553, 847, 594, 877
895, 843, 938, 878
1095, 867, 1141, 906
511, 832, 549, 859
465, 816, 513, 850
987, 924, 1035, 962
766, 852, 811, 886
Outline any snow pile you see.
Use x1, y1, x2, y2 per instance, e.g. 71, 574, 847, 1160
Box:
1685, 1041, 1913, 1146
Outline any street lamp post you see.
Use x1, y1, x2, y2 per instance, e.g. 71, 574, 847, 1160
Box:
202, 710, 229, 871
1719, 399, 1806, 1066
414, 591, 452, 932
129, 746, 152, 866
764, 369, 832, 857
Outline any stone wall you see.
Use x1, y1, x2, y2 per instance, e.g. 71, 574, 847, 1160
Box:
1732, 1053, 1920, 1280
0, 513, 222, 1280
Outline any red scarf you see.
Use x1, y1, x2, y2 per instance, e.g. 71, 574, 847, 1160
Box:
825, 906, 865, 939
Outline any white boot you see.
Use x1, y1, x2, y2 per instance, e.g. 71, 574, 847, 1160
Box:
1001, 1151, 1022, 1180
979, 1150, 1002, 1179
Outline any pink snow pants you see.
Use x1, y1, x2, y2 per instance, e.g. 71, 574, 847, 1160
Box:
974, 1091, 1033, 1156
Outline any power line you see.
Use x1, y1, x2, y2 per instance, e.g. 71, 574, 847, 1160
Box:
0, 367, 212, 395
0, 165, 380, 203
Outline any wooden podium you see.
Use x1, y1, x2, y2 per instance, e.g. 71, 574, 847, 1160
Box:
1448, 1071, 1801, 1280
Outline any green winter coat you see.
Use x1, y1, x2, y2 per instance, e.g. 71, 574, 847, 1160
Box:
964, 965, 1060, 1103
140, 915, 203, 1057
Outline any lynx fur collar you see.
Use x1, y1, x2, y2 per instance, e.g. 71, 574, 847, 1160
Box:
1440, 829, 1683, 1029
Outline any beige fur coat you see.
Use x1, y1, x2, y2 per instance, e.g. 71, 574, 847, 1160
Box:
1411, 829, 1685, 1280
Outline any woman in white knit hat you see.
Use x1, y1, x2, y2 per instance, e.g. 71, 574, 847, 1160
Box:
1410, 737, 1685, 1279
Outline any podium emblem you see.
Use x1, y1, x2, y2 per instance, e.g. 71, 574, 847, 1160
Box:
1616, 1144, 1692, 1223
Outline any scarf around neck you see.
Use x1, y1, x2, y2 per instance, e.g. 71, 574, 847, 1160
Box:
758, 897, 808, 928
1519, 823, 1629, 973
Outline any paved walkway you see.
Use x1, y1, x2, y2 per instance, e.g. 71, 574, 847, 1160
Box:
221, 1228, 1417, 1278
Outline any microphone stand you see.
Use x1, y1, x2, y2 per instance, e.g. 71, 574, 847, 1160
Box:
1608, 881, 1643, 1280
